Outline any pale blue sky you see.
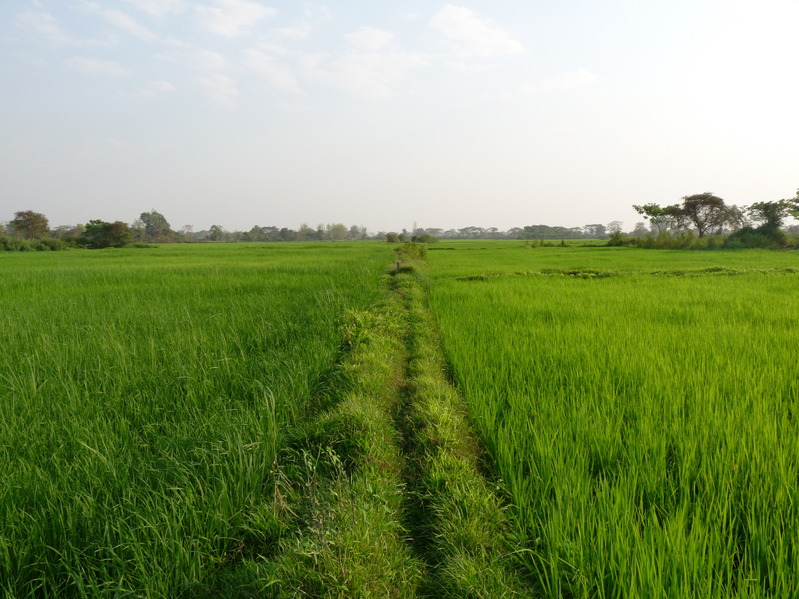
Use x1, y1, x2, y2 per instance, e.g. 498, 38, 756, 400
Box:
2, 0, 797, 233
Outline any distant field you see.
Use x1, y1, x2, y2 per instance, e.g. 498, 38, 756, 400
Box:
427, 243, 799, 597
0, 243, 392, 597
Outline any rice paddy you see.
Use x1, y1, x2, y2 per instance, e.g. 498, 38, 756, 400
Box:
0, 243, 391, 597
3, 240, 798, 597
427, 243, 799, 598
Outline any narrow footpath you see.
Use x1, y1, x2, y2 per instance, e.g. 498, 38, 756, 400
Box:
192, 253, 533, 598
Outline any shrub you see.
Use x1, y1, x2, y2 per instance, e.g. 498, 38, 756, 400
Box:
725, 227, 774, 249
411, 233, 438, 243
399, 242, 428, 260
0, 236, 68, 252
607, 232, 634, 246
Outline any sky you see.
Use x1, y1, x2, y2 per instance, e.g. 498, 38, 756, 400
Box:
2, 0, 798, 234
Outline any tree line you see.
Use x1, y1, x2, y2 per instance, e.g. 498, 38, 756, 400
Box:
624, 190, 799, 249
0, 210, 377, 250
2, 190, 798, 251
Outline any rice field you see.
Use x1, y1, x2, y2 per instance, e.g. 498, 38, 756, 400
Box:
5, 240, 799, 597
0, 243, 392, 597
426, 243, 799, 598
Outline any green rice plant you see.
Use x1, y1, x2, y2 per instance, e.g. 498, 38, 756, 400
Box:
427, 244, 799, 598
0, 243, 392, 597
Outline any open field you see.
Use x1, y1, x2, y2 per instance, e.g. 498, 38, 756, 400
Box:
4, 240, 799, 597
0, 243, 392, 597
427, 243, 799, 597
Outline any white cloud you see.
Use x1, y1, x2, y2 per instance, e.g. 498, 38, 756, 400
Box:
156, 47, 228, 74
524, 69, 599, 94
139, 80, 176, 97
123, 0, 187, 18
297, 51, 325, 79
83, 3, 156, 41
66, 57, 129, 76
16, 8, 105, 47
195, 0, 275, 38
441, 59, 487, 74
194, 49, 229, 70
302, 4, 331, 20
199, 73, 238, 105
430, 4, 523, 58
344, 26, 394, 50
296, 27, 428, 99
245, 46, 301, 93
325, 50, 429, 99
160, 46, 237, 103
295, 26, 429, 99
271, 22, 311, 41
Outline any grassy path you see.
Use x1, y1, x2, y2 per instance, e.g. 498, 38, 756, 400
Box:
194, 257, 531, 597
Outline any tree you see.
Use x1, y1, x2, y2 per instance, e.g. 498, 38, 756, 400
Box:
583, 224, 607, 238
79, 220, 131, 248
632, 203, 685, 233
348, 225, 366, 240
740, 199, 795, 247
748, 200, 794, 234
681, 192, 727, 237
715, 204, 746, 234
630, 222, 649, 237
208, 224, 226, 241
520, 225, 583, 240
139, 210, 172, 242
51, 224, 84, 239
10, 210, 49, 239
279, 227, 296, 241
634, 194, 743, 237
607, 221, 624, 234
326, 223, 347, 241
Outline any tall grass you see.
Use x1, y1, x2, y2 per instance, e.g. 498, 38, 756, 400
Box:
427, 245, 799, 597
0, 243, 391, 597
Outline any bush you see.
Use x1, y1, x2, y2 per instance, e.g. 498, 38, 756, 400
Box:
38, 238, 67, 251
631, 231, 728, 250
724, 227, 783, 249
411, 234, 438, 243
399, 242, 427, 260
1, 237, 31, 251
607, 232, 634, 247
0, 236, 68, 252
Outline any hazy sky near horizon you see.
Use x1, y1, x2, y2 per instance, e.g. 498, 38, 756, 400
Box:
2, 0, 798, 233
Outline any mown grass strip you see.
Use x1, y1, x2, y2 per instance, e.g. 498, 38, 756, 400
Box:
393, 266, 533, 598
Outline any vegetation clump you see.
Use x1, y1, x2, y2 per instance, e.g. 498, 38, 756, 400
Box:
78, 220, 131, 248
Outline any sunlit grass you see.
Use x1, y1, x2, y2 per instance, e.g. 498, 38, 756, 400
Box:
0, 243, 392, 597
427, 244, 799, 597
